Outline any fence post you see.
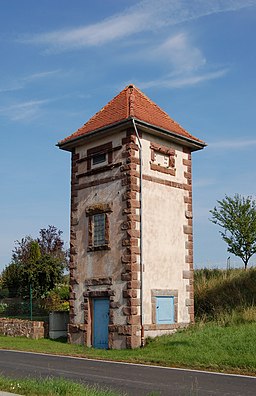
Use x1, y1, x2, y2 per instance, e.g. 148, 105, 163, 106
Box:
30, 284, 33, 321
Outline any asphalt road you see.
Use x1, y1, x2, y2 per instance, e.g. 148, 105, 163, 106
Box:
0, 349, 255, 395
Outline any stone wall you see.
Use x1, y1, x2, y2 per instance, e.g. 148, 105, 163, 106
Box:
0, 318, 46, 339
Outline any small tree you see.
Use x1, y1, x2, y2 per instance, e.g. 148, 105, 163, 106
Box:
2, 262, 21, 297
3, 225, 67, 298
210, 194, 256, 270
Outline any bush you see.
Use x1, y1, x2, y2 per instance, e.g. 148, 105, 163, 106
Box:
41, 284, 69, 312
0, 289, 9, 299
0, 302, 7, 314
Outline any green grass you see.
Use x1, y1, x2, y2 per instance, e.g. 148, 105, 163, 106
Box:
1, 321, 256, 375
0, 376, 122, 396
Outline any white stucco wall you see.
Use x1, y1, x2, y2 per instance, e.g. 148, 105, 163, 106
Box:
141, 133, 191, 326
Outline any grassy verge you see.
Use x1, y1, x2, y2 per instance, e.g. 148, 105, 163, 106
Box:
1, 321, 256, 375
0, 376, 122, 396
194, 267, 256, 321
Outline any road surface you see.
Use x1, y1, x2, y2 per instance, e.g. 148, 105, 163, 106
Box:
0, 350, 255, 395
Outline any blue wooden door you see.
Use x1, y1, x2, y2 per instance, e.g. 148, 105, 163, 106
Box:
93, 298, 109, 349
156, 296, 174, 324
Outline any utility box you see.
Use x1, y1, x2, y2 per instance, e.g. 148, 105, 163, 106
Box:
49, 311, 69, 339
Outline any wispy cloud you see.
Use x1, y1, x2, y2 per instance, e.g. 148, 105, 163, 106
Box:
23, 70, 61, 82
155, 33, 206, 73
138, 68, 229, 89
0, 99, 53, 121
19, 0, 256, 52
0, 69, 61, 93
209, 139, 256, 149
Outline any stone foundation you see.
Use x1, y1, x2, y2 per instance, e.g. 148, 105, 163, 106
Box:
0, 318, 46, 339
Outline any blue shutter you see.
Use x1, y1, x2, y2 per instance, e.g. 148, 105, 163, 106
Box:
156, 296, 175, 324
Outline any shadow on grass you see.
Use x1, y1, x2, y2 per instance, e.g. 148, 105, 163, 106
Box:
48, 336, 67, 344
166, 340, 190, 346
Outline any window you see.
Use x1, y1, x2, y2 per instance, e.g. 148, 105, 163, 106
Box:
93, 213, 106, 246
92, 153, 106, 165
87, 142, 112, 171
86, 203, 112, 251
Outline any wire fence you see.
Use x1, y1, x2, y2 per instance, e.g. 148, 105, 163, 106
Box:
0, 282, 69, 322
0, 298, 49, 322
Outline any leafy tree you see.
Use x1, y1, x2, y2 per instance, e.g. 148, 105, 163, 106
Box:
12, 226, 67, 268
3, 226, 67, 298
210, 194, 256, 270
37, 225, 67, 265
1, 262, 21, 297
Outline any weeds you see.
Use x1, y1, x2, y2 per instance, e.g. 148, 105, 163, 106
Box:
0, 376, 123, 396
194, 267, 256, 322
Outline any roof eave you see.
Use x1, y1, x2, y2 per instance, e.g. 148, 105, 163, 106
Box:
132, 118, 206, 151
57, 116, 206, 152
57, 118, 132, 151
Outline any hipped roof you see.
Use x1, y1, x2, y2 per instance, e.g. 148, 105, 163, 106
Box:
58, 84, 205, 148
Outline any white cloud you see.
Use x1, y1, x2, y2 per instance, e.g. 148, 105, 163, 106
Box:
155, 33, 206, 73
19, 0, 256, 52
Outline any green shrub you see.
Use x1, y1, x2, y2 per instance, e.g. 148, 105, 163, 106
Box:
0, 302, 7, 314
41, 284, 69, 312
0, 288, 9, 299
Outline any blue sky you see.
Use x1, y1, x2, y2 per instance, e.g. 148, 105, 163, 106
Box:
1, 0, 256, 271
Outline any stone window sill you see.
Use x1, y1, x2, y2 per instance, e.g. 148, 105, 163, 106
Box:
87, 244, 111, 252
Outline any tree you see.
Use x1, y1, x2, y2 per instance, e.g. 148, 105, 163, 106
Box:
37, 225, 67, 265
3, 225, 67, 298
1, 262, 21, 297
210, 194, 256, 270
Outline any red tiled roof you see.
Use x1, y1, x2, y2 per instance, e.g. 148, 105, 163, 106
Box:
60, 85, 204, 144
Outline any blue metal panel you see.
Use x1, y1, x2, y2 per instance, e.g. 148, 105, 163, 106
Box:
93, 298, 109, 349
156, 296, 174, 324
